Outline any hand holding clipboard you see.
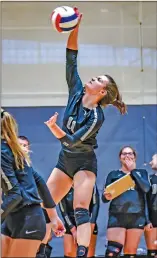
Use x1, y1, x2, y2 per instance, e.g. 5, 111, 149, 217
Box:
103, 173, 135, 200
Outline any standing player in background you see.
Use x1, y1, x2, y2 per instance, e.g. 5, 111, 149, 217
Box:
1, 109, 64, 258
18, 136, 31, 154
145, 154, 157, 258
18, 136, 53, 258
59, 184, 99, 258
45, 9, 127, 258
102, 146, 150, 258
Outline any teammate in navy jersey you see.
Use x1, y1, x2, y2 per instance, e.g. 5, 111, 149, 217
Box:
45, 10, 127, 258
18, 136, 53, 258
59, 184, 99, 258
102, 146, 150, 258
1, 109, 65, 258
145, 154, 157, 257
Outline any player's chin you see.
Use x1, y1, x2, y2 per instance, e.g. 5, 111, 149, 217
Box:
85, 82, 92, 88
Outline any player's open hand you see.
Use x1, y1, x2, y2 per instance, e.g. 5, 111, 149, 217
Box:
125, 158, 136, 171
51, 215, 65, 237
44, 112, 58, 128
74, 7, 83, 26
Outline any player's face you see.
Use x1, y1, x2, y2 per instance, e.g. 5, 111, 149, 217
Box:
18, 139, 30, 154
150, 154, 157, 170
85, 75, 109, 95
120, 147, 136, 164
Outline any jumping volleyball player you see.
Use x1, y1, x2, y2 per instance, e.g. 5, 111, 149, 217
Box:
45, 9, 127, 258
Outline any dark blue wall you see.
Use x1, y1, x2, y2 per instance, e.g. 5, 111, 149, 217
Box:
5, 105, 157, 256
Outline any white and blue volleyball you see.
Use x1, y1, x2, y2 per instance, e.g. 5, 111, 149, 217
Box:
51, 6, 79, 33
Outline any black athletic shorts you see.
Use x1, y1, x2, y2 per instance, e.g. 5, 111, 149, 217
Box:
1, 204, 46, 240
56, 149, 97, 179
107, 213, 146, 230
150, 211, 157, 227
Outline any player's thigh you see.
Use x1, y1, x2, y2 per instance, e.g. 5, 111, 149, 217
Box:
144, 227, 157, 250
47, 167, 73, 204
124, 229, 143, 254
7, 238, 41, 257
1, 234, 12, 257
88, 233, 97, 257
73, 170, 96, 209
64, 234, 77, 257
107, 228, 126, 245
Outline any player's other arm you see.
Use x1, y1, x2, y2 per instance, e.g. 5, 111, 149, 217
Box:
131, 169, 150, 193
45, 109, 103, 148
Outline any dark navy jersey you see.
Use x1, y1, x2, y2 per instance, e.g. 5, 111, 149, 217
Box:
59, 185, 100, 230
59, 48, 105, 153
147, 174, 157, 213
102, 169, 150, 214
1, 140, 55, 221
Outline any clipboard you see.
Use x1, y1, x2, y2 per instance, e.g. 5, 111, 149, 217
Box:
105, 173, 135, 199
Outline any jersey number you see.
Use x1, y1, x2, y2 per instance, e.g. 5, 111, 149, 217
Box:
67, 117, 76, 133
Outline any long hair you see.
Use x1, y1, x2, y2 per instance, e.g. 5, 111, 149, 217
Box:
99, 75, 127, 115
1, 109, 30, 170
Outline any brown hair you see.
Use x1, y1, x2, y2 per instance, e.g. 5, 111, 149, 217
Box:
99, 75, 127, 115
119, 146, 137, 158
1, 109, 30, 170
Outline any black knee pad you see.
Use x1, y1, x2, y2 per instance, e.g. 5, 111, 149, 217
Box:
124, 255, 136, 258
148, 250, 157, 257
74, 208, 90, 226
36, 244, 46, 258
36, 243, 52, 258
45, 243, 52, 258
105, 241, 123, 257
77, 245, 88, 258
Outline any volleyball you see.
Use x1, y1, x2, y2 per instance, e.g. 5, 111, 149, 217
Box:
51, 6, 79, 33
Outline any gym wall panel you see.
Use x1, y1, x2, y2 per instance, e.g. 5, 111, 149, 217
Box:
2, 2, 157, 106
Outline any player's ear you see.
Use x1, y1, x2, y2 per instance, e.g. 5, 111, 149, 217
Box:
100, 89, 107, 96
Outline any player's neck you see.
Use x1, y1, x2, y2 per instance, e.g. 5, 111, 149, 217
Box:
82, 93, 98, 109
121, 166, 131, 173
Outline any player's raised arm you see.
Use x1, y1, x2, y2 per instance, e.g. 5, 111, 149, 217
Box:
66, 10, 83, 94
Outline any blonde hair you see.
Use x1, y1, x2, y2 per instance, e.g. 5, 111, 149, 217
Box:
1, 109, 30, 170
